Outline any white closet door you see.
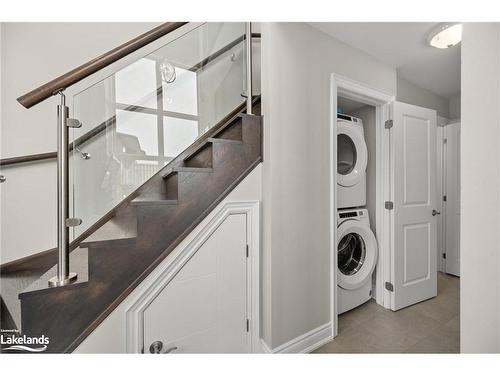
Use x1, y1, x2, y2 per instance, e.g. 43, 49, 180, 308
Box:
444, 122, 461, 276
143, 214, 248, 353
391, 102, 438, 310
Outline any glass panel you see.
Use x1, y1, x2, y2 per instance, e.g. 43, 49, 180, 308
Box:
116, 58, 157, 109
163, 117, 198, 158
115, 110, 159, 156
338, 233, 366, 276
338, 134, 357, 175
162, 67, 198, 115
71, 22, 246, 238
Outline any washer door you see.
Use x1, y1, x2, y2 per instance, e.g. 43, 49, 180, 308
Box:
337, 220, 378, 290
337, 123, 367, 187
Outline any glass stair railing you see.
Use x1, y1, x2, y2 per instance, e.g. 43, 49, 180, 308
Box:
69, 22, 255, 238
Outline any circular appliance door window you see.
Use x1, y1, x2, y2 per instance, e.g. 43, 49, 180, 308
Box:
337, 134, 357, 175
338, 232, 366, 276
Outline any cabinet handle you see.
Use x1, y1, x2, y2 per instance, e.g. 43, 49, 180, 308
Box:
149, 341, 178, 354
432, 209, 441, 216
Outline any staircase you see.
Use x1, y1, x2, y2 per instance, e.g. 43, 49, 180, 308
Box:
0, 101, 262, 352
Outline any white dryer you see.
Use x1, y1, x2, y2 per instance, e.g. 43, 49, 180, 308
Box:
337, 113, 367, 209
337, 208, 378, 314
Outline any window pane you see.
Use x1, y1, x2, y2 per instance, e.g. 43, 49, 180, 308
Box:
116, 110, 158, 156
115, 58, 157, 109
163, 117, 198, 157
162, 66, 198, 115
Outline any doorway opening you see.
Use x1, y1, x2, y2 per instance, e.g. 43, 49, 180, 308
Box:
322, 74, 460, 354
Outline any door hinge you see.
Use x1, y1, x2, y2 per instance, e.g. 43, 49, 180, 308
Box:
246, 244, 249, 258
385, 282, 394, 292
443, 253, 446, 259
385, 119, 393, 129
246, 319, 249, 332
385, 201, 394, 210
443, 195, 447, 202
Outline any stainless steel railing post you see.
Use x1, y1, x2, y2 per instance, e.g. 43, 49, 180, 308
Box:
48, 91, 77, 287
245, 22, 253, 115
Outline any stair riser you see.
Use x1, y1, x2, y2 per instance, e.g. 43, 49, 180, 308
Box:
183, 143, 213, 168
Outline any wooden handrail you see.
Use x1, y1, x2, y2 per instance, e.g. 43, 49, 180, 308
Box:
17, 22, 188, 109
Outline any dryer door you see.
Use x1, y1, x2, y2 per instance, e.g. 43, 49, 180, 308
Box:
337, 220, 378, 290
337, 123, 368, 187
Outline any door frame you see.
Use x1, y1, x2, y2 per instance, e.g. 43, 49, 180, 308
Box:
330, 74, 394, 336
436, 116, 449, 272
441, 120, 461, 276
124, 200, 260, 353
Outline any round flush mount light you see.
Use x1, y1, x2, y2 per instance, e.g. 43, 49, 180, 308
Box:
427, 23, 462, 49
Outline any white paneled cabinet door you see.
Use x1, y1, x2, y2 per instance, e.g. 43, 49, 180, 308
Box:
444, 122, 461, 276
143, 214, 248, 353
391, 102, 438, 310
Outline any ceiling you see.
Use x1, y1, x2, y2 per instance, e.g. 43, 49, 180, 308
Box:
309, 23, 461, 98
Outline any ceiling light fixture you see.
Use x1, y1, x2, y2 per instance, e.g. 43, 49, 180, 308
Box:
427, 23, 462, 49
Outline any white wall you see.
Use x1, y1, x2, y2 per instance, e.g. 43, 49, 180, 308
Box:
397, 76, 451, 118
449, 93, 461, 120
461, 23, 500, 353
260, 22, 396, 349
0, 23, 160, 264
74, 164, 262, 353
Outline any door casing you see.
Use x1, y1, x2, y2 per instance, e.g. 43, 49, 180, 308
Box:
330, 74, 394, 337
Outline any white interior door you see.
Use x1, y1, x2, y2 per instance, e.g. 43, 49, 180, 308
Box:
143, 214, 248, 353
391, 101, 437, 310
444, 122, 461, 276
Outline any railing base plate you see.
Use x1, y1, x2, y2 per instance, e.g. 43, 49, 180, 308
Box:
48, 272, 78, 287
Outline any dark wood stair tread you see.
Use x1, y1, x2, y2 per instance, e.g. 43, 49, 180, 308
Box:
173, 166, 214, 173
207, 137, 242, 144
19, 248, 89, 299
80, 237, 137, 249
130, 195, 179, 206
80, 213, 137, 245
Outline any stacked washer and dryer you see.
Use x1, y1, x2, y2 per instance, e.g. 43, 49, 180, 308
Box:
336, 112, 378, 314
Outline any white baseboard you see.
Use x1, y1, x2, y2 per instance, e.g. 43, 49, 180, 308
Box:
260, 323, 333, 354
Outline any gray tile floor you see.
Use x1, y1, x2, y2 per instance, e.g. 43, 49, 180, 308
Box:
314, 272, 460, 353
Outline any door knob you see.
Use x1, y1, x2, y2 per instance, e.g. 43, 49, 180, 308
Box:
149, 341, 178, 354
432, 209, 441, 216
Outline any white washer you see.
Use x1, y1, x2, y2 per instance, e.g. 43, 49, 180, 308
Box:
337, 113, 367, 209
337, 208, 378, 314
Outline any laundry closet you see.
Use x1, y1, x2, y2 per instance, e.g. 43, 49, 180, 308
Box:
334, 85, 447, 325
335, 96, 379, 316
